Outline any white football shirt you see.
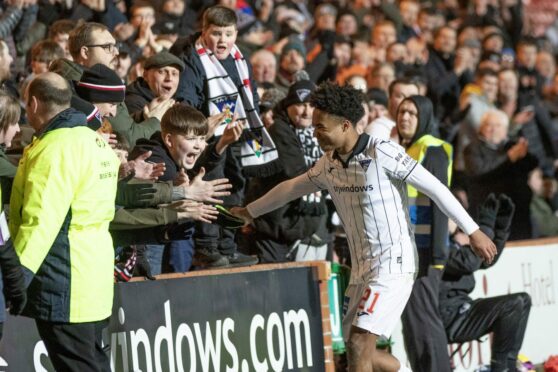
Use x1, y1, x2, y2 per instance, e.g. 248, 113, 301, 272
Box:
247, 135, 478, 284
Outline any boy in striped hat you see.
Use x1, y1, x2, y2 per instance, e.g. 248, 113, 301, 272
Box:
75, 63, 126, 120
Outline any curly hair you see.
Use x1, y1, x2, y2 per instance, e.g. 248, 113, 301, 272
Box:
309, 82, 365, 126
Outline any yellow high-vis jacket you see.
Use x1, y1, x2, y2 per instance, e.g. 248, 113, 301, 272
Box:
10, 109, 119, 323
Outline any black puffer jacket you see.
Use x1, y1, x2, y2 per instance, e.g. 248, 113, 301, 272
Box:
170, 32, 259, 117
125, 78, 156, 120
130, 132, 180, 183
245, 103, 328, 262
130, 131, 225, 184
464, 138, 538, 240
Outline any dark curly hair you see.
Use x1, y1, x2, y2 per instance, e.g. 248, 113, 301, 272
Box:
309, 82, 365, 126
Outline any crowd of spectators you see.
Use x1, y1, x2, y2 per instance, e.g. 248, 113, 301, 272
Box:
0, 0, 556, 369
0, 0, 555, 252
0, 0, 558, 282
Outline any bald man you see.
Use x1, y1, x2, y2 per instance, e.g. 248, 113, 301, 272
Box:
251, 49, 278, 86
464, 110, 538, 240
10, 72, 120, 371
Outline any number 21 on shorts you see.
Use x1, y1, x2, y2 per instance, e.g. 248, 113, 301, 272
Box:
358, 287, 380, 314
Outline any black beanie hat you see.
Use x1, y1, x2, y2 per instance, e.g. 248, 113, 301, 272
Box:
281, 35, 307, 59
283, 78, 316, 108
75, 64, 125, 104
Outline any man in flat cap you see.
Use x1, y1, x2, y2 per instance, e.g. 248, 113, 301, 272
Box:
125, 51, 185, 119
276, 36, 307, 92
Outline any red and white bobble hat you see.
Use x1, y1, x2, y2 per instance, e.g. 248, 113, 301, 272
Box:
75, 63, 126, 104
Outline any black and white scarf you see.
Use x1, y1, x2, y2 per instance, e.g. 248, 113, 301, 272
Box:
196, 39, 279, 175
296, 127, 322, 167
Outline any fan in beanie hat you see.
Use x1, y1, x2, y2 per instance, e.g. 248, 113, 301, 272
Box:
281, 35, 307, 59
71, 95, 103, 130
283, 73, 316, 108
75, 64, 126, 105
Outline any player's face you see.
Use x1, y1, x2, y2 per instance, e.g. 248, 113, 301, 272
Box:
202, 25, 238, 60
396, 100, 418, 142
312, 109, 345, 152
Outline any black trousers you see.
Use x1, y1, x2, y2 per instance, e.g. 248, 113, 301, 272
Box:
36, 318, 110, 372
443, 293, 531, 372
401, 268, 452, 372
194, 222, 237, 255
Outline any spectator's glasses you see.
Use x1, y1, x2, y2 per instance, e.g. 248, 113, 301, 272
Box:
86, 43, 118, 54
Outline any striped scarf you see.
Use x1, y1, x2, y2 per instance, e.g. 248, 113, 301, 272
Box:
195, 38, 279, 175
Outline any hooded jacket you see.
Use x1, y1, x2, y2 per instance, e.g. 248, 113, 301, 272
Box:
245, 102, 328, 261
130, 132, 180, 182
464, 137, 537, 240
399, 95, 453, 273
131, 131, 225, 183
0, 145, 16, 205
9, 108, 119, 323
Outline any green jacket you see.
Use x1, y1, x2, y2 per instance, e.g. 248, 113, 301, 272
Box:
10, 109, 119, 323
110, 180, 182, 245
49, 58, 161, 147
111, 206, 178, 230
109, 102, 160, 148
0, 146, 16, 205
112, 179, 174, 230
530, 195, 558, 238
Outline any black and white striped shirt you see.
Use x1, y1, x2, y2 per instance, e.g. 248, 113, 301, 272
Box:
248, 135, 478, 284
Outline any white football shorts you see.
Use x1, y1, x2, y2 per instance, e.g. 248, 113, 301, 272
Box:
342, 272, 414, 341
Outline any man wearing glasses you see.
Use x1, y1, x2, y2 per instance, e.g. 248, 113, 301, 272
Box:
50, 22, 174, 147
69, 23, 120, 69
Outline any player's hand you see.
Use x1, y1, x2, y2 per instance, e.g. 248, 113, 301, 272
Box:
469, 229, 497, 264
230, 207, 253, 226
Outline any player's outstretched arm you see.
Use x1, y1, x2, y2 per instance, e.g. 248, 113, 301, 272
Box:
406, 163, 496, 263
243, 173, 321, 219
230, 207, 253, 226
